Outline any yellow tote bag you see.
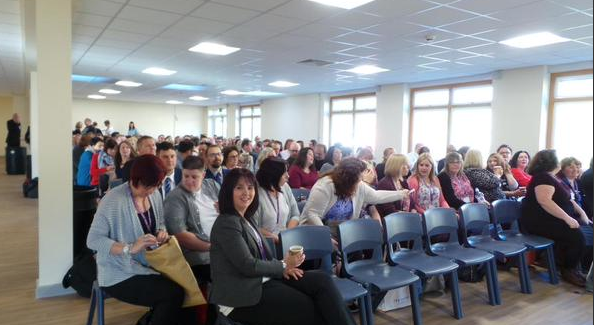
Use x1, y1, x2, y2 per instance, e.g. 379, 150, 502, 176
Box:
145, 236, 206, 307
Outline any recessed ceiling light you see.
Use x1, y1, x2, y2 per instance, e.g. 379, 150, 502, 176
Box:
72, 75, 116, 84
166, 100, 184, 105
307, 0, 375, 10
116, 80, 143, 87
189, 42, 241, 56
142, 67, 177, 76
346, 65, 390, 75
499, 32, 570, 49
268, 81, 300, 88
163, 84, 207, 91
244, 91, 283, 97
88, 95, 106, 100
189, 96, 209, 101
99, 89, 121, 94
221, 90, 243, 96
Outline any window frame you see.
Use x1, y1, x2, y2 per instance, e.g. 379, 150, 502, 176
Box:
408, 80, 493, 152
208, 108, 227, 137
239, 104, 261, 140
329, 92, 377, 147
547, 69, 593, 148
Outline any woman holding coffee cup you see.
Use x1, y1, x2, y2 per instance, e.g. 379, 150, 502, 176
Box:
209, 168, 357, 325
487, 153, 525, 198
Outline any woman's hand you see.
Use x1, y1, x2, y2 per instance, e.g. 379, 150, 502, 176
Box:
580, 214, 593, 226
284, 252, 306, 269
565, 217, 580, 229
283, 267, 304, 280
131, 234, 158, 254
362, 168, 376, 184
156, 230, 169, 244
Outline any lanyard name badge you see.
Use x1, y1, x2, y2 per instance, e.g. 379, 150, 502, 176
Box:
129, 187, 154, 234
266, 191, 281, 225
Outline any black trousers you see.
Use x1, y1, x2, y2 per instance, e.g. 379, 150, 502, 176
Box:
229, 271, 356, 325
103, 274, 184, 325
523, 216, 586, 269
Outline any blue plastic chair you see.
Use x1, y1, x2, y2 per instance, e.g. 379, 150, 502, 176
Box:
384, 212, 463, 319
459, 203, 532, 294
338, 219, 422, 325
492, 200, 559, 285
297, 200, 307, 214
291, 188, 310, 202
86, 280, 107, 325
279, 226, 372, 325
423, 208, 500, 306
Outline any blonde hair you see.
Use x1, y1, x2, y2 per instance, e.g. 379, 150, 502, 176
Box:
384, 154, 409, 179
560, 157, 581, 171
413, 153, 438, 185
257, 147, 275, 168
464, 149, 483, 169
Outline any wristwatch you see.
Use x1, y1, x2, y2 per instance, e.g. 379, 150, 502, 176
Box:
122, 244, 131, 257
282, 260, 287, 269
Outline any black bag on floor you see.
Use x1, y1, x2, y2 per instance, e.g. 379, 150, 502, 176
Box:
62, 251, 96, 298
136, 309, 153, 325
22, 177, 38, 198
458, 264, 486, 283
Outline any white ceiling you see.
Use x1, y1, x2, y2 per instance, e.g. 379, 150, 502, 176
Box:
0, 0, 592, 105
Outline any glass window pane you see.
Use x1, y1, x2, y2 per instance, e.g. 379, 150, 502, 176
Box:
453, 85, 493, 105
253, 117, 261, 138
450, 107, 492, 160
253, 107, 261, 116
556, 75, 593, 99
331, 114, 353, 147
355, 96, 377, 111
241, 108, 253, 117
332, 98, 354, 112
414, 89, 449, 107
412, 109, 448, 159
553, 101, 593, 165
354, 113, 376, 150
241, 118, 252, 140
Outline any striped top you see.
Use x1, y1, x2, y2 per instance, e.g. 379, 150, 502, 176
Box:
87, 182, 165, 287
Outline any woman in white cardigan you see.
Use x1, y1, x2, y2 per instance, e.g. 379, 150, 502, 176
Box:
300, 157, 409, 236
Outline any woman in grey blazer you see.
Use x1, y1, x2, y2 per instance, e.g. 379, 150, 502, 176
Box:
210, 168, 357, 325
87, 155, 185, 325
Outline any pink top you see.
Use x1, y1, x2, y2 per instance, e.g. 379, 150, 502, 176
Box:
512, 168, 532, 187
288, 165, 319, 190
407, 176, 450, 214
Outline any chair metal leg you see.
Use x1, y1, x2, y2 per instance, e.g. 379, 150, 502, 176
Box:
409, 282, 423, 325
358, 296, 367, 325
546, 245, 560, 285
97, 286, 105, 325
86, 286, 97, 325
484, 260, 497, 306
517, 252, 532, 294
365, 289, 375, 325
490, 259, 502, 305
449, 271, 463, 319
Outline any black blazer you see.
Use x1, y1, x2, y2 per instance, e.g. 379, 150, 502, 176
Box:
6, 120, 20, 147
210, 213, 284, 308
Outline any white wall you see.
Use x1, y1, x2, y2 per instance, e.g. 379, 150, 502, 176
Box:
72, 99, 207, 137
376, 84, 410, 156
261, 94, 323, 141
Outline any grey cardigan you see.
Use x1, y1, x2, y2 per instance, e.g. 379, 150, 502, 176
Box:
87, 182, 165, 287
163, 179, 219, 266
252, 183, 300, 235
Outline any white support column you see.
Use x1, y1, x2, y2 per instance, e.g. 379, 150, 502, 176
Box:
34, 0, 74, 298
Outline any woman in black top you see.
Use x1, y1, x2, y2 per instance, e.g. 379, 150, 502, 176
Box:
520, 150, 590, 287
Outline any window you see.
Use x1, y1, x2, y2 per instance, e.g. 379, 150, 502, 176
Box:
329, 94, 377, 149
239, 105, 261, 140
208, 108, 227, 137
410, 82, 493, 160
548, 70, 593, 165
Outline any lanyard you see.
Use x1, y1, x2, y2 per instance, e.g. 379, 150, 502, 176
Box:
128, 186, 153, 234
421, 178, 438, 205
266, 190, 281, 225
247, 220, 267, 260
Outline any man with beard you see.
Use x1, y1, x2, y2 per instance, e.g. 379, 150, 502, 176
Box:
204, 145, 229, 187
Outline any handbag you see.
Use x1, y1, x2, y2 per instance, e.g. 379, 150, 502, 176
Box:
145, 236, 206, 307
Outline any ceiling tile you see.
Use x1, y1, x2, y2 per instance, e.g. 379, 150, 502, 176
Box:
77, 0, 124, 17
191, 2, 260, 24
109, 18, 169, 35
240, 13, 309, 34
320, 10, 383, 30
270, 0, 344, 21
101, 29, 153, 43
491, 1, 574, 25
211, 0, 289, 12
549, 0, 594, 11
73, 13, 113, 28
452, 0, 542, 15
118, 5, 183, 26
356, 0, 438, 19
289, 23, 348, 40
128, 0, 205, 14
171, 16, 234, 34
405, 6, 480, 27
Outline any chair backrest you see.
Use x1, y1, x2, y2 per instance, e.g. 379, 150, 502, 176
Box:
279, 226, 333, 274
109, 178, 123, 189
423, 208, 460, 245
291, 188, 310, 202
459, 203, 491, 237
338, 219, 384, 274
491, 199, 521, 232
383, 212, 425, 252
297, 200, 306, 213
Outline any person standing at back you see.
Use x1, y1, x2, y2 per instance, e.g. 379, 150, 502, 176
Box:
6, 113, 21, 148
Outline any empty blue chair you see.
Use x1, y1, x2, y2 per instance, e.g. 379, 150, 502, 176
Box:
291, 188, 310, 202
384, 212, 463, 319
338, 219, 422, 325
86, 280, 107, 325
459, 203, 532, 294
492, 199, 559, 285
423, 208, 500, 305
279, 226, 372, 325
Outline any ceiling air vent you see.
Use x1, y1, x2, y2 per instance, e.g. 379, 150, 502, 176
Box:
297, 59, 333, 67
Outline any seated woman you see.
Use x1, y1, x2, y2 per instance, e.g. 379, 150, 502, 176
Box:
464, 149, 506, 203
222, 146, 240, 170
76, 137, 103, 187
255, 147, 276, 171
254, 157, 300, 243
520, 150, 589, 287
408, 153, 449, 214
487, 153, 524, 198
238, 152, 254, 171
376, 154, 413, 217
87, 155, 185, 325
288, 148, 319, 190
114, 140, 137, 179
319, 145, 342, 174
510, 150, 532, 187
91, 138, 118, 186
300, 157, 408, 237
438, 152, 474, 211
209, 169, 357, 325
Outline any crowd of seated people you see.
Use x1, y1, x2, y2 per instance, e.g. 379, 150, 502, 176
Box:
78, 117, 593, 324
